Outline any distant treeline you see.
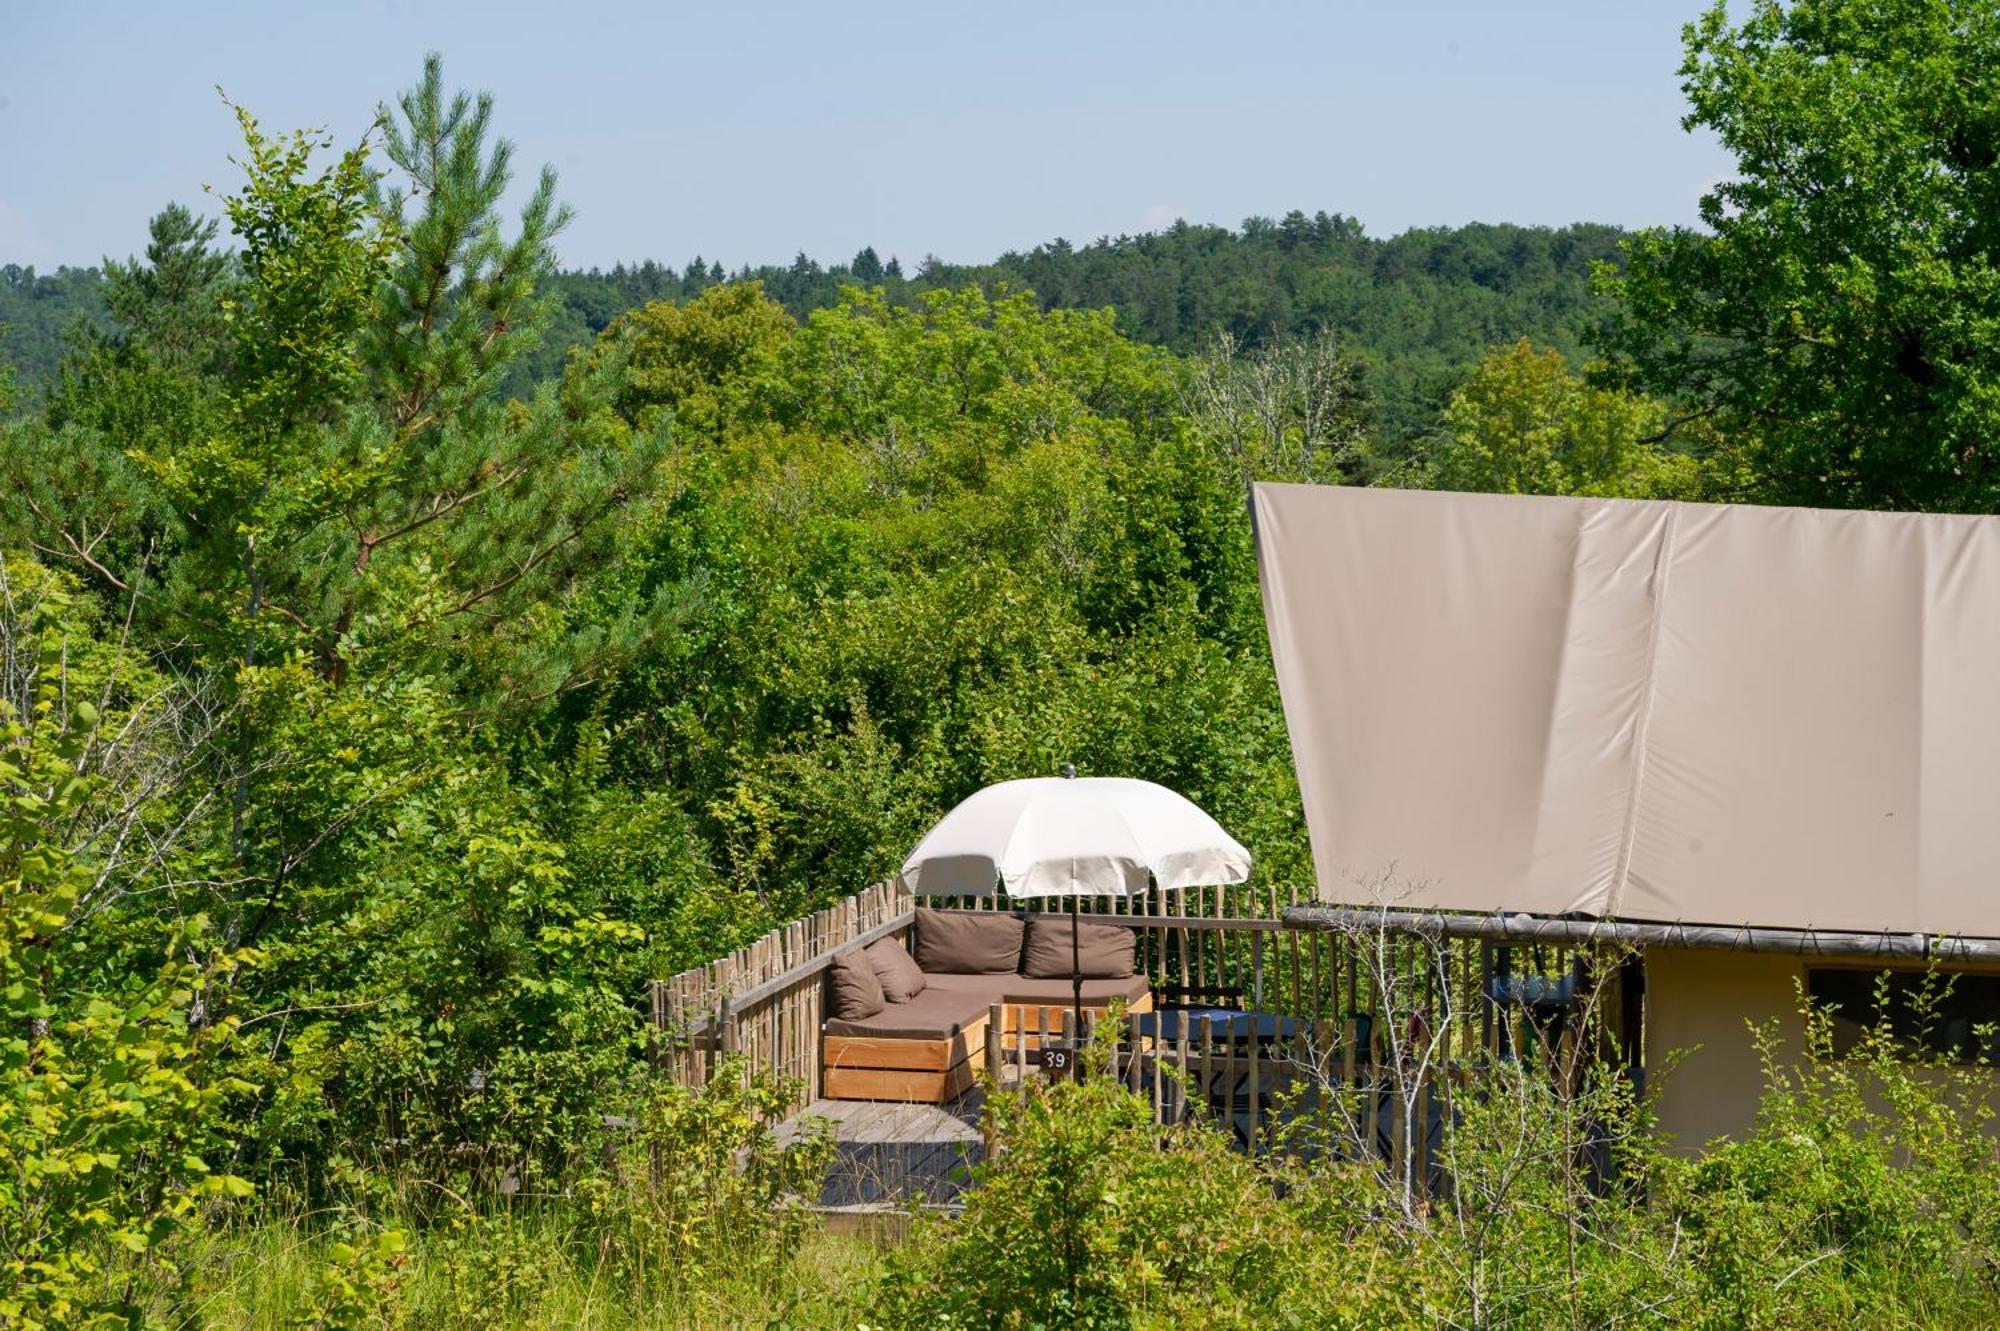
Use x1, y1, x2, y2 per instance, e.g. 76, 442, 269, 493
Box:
1, 263, 107, 388
4, 213, 1626, 447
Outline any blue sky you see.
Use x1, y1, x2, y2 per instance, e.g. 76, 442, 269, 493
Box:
4, 1, 1731, 272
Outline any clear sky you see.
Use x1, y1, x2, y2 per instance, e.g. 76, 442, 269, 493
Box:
4, 0, 1731, 273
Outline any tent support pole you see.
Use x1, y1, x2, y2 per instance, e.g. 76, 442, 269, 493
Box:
1071, 896, 1085, 1081
1282, 905, 2000, 963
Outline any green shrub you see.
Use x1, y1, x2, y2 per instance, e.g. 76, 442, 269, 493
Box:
874, 987, 2000, 1330
872, 1035, 1418, 1330
587, 1055, 836, 1299
1, 569, 253, 1330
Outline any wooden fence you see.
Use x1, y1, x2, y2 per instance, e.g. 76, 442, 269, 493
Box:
649, 879, 915, 1091
647, 880, 1638, 1155
647, 881, 1315, 1095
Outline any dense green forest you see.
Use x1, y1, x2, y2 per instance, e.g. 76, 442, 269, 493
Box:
6, 215, 1625, 452
0, 264, 108, 389
12, 0, 2000, 1324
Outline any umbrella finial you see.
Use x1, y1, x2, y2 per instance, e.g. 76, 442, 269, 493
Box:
1060, 762, 1077, 779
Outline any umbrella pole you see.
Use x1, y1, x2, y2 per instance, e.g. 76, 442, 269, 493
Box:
1071, 895, 1084, 1082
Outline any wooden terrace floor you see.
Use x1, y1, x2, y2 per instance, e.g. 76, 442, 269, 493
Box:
779, 1088, 988, 1208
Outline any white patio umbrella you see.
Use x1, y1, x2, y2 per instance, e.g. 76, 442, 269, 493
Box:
900, 769, 1252, 1056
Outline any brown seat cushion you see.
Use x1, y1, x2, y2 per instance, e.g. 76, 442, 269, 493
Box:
1022, 915, 1137, 979
864, 936, 927, 1002
920, 972, 1028, 1003
913, 907, 1025, 974
923, 971, 1150, 1009
829, 949, 885, 1020
823, 986, 995, 1039
995, 974, 1151, 1008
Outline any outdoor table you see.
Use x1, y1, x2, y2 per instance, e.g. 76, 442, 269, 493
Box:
1129, 1007, 1301, 1148
1132, 1006, 1300, 1045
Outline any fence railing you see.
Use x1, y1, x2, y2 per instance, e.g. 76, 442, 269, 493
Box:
987, 978, 1612, 1184
647, 880, 1639, 1140
648, 881, 1314, 1097
649, 879, 914, 1090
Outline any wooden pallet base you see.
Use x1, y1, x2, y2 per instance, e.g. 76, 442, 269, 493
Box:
1000, 990, 1154, 1038
825, 1023, 981, 1073
820, 991, 1155, 1102
824, 1015, 986, 1102
822, 1051, 981, 1103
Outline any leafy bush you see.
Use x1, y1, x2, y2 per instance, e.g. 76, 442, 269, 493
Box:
113, 1059, 845, 1329
592, 1056, 834, 1297
0, 571, 252, 1329
873, 988, 2000, 1330
872, 1036, 1418, 1329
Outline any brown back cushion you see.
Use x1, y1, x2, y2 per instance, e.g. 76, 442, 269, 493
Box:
864, 936, 928, 1002
829, 948, 885, 1020
1022, 915, 1137, 979
913, 907, 1025, 974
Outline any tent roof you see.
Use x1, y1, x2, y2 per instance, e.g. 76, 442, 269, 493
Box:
1253, 482, 2000, 937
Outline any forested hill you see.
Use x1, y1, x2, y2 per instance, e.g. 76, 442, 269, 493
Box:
526, 216, 1630, 444
5, 214, 1626, 442
0, 263, 107, 388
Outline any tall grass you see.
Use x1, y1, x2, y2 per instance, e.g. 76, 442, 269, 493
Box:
124, 1206, 884, 1329
103, 992, 2000, 1329
107, 1058, 873, 1329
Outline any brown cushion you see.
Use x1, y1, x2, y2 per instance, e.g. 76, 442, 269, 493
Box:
823, 987, 994, 1039
922, 970, 1150, 1011
828, 949, 885, 1020
864, 936, 927, 1002
1022, 915, 1137, 979
913, 907, 1025, 974
995, 974, 1151, 1008
919, 972, 1026, 1006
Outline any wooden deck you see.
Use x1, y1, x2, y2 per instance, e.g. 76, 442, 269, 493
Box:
779, 1090, 986, 1207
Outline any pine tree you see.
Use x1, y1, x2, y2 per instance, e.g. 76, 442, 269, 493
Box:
99, 203, 234, 371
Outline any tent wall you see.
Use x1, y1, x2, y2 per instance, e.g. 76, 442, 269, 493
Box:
1253, 483, 2000, 936
1645, 948, 1805, 1149
1646, 948, 2000, 1149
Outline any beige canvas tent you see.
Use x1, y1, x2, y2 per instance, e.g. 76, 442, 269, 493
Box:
1251, 481, 2000, 1144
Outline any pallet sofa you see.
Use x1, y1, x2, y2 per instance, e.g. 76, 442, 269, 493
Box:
822, 907, 1153, 1103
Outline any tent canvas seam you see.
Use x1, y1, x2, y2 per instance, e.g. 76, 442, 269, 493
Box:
1608, 505, 1678, 916
1526, 507, 1586, 911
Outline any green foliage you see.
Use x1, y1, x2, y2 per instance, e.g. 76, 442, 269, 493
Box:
216, 104, 391, 441
603, 1058, 833, 1293
106, 1062, 842, 1328
0, 567, 252, 1330
370, 53, 571, 438
592, 278, 794, 432
289, 1226, 410, 1330
18, 19, 2000, 1327
1414, 338, 1708, 499
11, 215, 1624, 460
110, 1208, 877, 1329
133, 102, 396, 667
575, 281, 1310, 916
1641, 984, 2000, 1324
5, 60, 689, 1200
0, 264, 107, 395
1601, 0, 2000, 512
874, 1055, 1354, 1329
865, 993, 2000, 1330
99, 203, 236, 374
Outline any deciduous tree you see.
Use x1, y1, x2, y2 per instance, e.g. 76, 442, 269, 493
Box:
1601, 0, 2000, 511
